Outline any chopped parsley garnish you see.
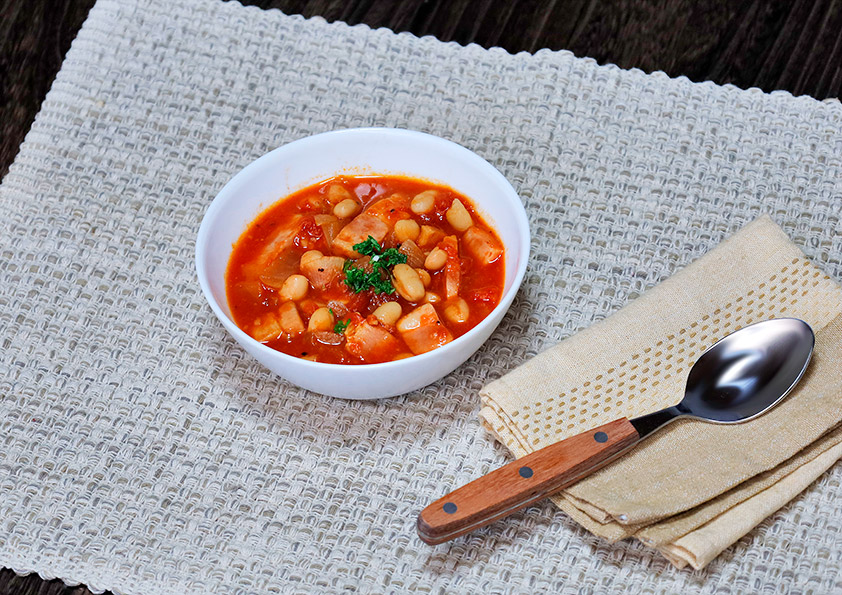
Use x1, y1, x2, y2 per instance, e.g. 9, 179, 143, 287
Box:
333, 318, 351, 334
342, 235, 407, 295
352, 236, 383, 257
372, 248, 407, 269
344, 261, 396, 294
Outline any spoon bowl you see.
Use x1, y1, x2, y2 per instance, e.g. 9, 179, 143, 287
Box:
632, 318, 815, 435
418, 318, 815, 545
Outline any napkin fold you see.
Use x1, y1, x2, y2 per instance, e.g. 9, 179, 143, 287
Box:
480, 216, 842, 569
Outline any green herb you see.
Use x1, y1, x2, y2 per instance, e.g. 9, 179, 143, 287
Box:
352, 237, 407, 271
374, 247, 407, 270
353, 236, 383, 257
343, 260, 396, 294
334, 318, 351, 334
343, 236, 407, 294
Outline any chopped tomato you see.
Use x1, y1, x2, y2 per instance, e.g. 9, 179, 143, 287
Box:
293, 218, 327, 251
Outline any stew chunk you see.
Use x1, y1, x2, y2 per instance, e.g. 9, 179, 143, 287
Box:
345, 320, 403, 363
333, 213, 391, 257
463, 226, 503, 265
397, 304, 453, 354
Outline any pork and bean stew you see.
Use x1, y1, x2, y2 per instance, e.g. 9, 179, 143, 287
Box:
226, 176, 505, 364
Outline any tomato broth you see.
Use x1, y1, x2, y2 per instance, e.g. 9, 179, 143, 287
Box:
226, 176, 505, 364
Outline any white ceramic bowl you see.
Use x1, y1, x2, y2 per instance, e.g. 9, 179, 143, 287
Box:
196, 128, 530, 399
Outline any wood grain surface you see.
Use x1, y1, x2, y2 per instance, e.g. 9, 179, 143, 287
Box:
1, 0, 840, 592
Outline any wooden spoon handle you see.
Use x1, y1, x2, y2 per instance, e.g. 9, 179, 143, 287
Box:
417, 418, 640, 545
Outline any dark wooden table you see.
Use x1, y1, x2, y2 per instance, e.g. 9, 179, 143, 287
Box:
1, 0, 840, 593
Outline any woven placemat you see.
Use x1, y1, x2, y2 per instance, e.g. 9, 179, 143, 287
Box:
1, 0, 841, 593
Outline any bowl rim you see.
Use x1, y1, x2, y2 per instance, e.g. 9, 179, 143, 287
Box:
195, 127, 531, 373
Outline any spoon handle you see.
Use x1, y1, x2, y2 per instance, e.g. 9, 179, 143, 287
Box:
417, 418, 640, 545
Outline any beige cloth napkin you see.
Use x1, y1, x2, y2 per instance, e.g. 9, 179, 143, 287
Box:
480, 216, 842, 569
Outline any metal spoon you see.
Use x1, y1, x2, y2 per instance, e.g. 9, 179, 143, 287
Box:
417, 318, 815, 545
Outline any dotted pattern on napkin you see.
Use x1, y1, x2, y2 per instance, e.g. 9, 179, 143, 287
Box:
511, 255, 841, 446
1, 0, 842, 593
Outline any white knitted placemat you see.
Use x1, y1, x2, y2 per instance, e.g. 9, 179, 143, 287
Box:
2, 0, 842, 593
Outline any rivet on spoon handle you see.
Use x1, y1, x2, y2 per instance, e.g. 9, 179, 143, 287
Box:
416, 418, 641, 545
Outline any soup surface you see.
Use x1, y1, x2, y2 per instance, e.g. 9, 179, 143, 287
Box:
226, 176, 505, 364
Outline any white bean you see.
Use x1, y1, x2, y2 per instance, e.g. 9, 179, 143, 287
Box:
307, 307, 334, 332
300, 250, 324, 267
411, 190, 436, 214
416, 268, 431, 288
394, 219, 420, 243
446, 198, 472, 232
334, 198, 362, 219
373, 302, 402, 326
280, 274, 309, 301
444, 297, 470, 324
424, 247, 447, 270
392, 264, 425, 302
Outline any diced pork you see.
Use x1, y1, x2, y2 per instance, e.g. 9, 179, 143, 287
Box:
249, 302, 305, 342
396, 303, 453, 355
365, 193, 412, 227
249, 313, 283, 343
345, 321, 402, 363
277, 302, 305, 336
332, 213, 391, 257
463, 227, 503, 265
